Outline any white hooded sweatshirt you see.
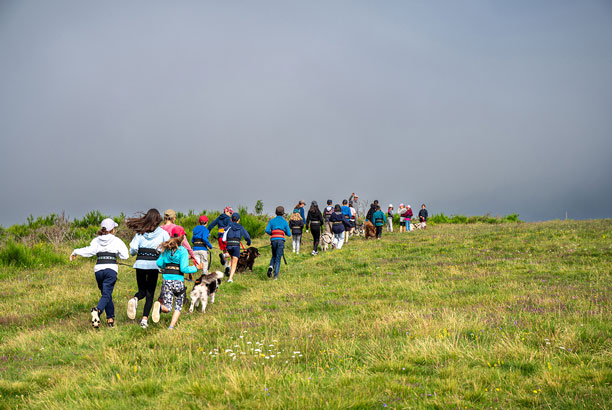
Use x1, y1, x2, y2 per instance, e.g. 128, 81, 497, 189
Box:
72, 234, 129, 272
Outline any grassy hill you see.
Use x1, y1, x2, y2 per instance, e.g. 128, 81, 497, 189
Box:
1, 220, 611, 409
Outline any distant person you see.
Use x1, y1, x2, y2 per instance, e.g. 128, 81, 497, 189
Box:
397, 204, 407, 233
418, 204, 428, 229
289, 210, 305, 254
366, 200, 379, 223
207, 207, 233, 276
224, 212, 251, 283
373, 205, 387, 239
153, 225, 202, 329
323, 199, 334, 234
70, 218, 129, 328
330, 204, 352, 249
349, 201, 357, 236
298, 200, 306, 222
405, 205, 414, 231
125, 209, 170, 329
306, 201, 323, 255
341, 200, 352, 243
387, 204, 394, 232
191, 215, 213, 274
265, 206, 292, 280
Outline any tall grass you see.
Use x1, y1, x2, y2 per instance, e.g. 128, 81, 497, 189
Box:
0, 240, 65, 270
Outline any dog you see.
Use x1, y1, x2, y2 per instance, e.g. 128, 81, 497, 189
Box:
236, 246, 260, 272
189, 271, 223, 313
410, 222, 426, 230
320, 232, 333, 251
352, 224, 364, 237
364, 220, 376, 239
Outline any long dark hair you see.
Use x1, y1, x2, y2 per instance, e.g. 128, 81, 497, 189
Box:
309, 203, 320, 214
125, 208, 162, 234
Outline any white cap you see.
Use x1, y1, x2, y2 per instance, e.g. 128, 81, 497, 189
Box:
101, 218, 118, 232
389, 204, 393, 208
407, 205, 411, 208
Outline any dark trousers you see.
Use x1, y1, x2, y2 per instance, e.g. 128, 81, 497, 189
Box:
376, 225, 383, 238
269, 240, 285, 278
95, 268, 117, 319
134, 269, 159, 317
311, 226, 321, 251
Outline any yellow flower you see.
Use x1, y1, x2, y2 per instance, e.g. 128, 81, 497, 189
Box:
533, 390, 538, 394
116, 373, 121, 380
133, 365, 138, 372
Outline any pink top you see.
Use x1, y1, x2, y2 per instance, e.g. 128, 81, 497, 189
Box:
161, 223, 195, 259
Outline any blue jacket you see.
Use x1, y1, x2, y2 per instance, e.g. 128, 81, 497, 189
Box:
373, 210, 387, 226
299, 207, 305, 222
224, 222, 251, 247
341, 205, 351, 219
129, 227, 170, 270
191, 225, 213, 250
208, 214, 231, 238
156, 246, 197, 281
330, 211, 352, 234
265, 216, 291, 241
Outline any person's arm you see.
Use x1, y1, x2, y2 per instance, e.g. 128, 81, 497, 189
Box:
116, 238, 130, 260
284, 220, 292, 237
156, 253, 165, 269
129, 235, 139, 256
265, 220, 272, 236
383, 213, 388, 223
179, 250, 198, 274
181, 237, 195, 259
203, 228, 213, 249
207, 217, 218, 231
242, 226, 252, 246
71, 239, 97, 258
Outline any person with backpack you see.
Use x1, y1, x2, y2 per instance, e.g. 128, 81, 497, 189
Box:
306, 201, 323, 255
207, 207, 233, 275
192, 215, 213, 273
330, 204, 353, 249
265, 206, 292, 280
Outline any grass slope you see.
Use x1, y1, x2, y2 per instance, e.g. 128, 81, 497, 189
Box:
0, 220, 611, 409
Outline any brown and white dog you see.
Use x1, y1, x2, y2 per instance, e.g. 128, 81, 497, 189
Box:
189, 271, 223, 313
410, 222, 426, 230
236, 246, 260, 272
320, 232, 333, 251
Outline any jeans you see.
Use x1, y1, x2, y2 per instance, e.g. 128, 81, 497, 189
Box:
270, 240, 285, 278
134, 269, 158, 318
95, 268, 117, 319
333, 232, 345, 249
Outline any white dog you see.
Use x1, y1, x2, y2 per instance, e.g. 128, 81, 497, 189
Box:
410, 222, 426, 230
320, 232, 333, 251
189, 271, 224, 313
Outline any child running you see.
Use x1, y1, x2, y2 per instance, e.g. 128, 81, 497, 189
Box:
192, 215, 213, 274
305, 201, 323, 255
289, 209, 304, 253
153, 225, 202, 329
265, 206, 291, 280
125, 209, 170, 328
373, 205, 387, 239
70, 218, 129, 328
207, 207, 233, 276
160, 209, 196, 279
224, 212, 252, 283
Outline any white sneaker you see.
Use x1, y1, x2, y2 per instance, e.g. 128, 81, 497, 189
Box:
152, 301, 161, 323
227, 279, 233, 283
127, 297, 137, 320
140, 320, 148, 329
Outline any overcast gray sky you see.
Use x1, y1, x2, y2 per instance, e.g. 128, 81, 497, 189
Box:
1, 0, 611, 226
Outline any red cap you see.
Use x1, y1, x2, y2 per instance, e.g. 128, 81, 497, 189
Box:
171, 225, 186, 238
199, 215, 208, 224
223, 206, 233, 214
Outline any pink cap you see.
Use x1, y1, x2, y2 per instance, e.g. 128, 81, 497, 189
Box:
171, 225, 186, 237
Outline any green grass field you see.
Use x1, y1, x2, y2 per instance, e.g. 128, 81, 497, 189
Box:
1, 220, 611, 409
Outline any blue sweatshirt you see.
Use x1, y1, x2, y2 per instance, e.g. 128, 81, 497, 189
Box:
129, 227, 170, 270
298, 207, 305, 222
224, 222, 252, 247
156, 246, 197, 281
341, 205, 351, 219
330, 211, 352, 234
208, 214, 231, 238
373, 210, 387, 226
191, 225, 213, 250
265, 216, 292, 241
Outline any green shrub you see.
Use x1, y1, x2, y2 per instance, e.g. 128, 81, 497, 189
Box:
0, 240, 65, 269
73, 210, 107, 228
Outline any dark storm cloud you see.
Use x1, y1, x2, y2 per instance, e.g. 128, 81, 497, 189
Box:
1, 0, 611, 225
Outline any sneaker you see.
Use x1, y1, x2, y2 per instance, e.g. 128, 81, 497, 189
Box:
273, 277, 278, 281
90, 307, 101, 328
267, 266, 273, 278
152, 301, 161, 323
219, 253, 226, 266
107, 319, 115, 328
127, 297, 137, 320
140, 320, 148, 329
227, 279, 233, 283
224, 266, 230, 277
311, 250, 316, 256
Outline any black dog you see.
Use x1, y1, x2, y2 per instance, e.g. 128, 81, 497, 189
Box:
236, 247, 260, 272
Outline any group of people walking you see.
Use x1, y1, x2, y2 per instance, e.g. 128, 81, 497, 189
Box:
69, 196, 428, 330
